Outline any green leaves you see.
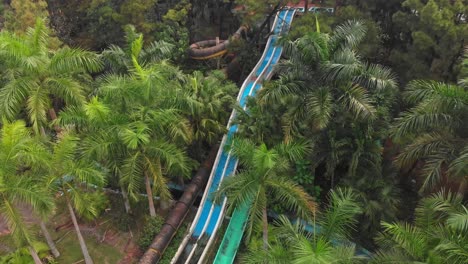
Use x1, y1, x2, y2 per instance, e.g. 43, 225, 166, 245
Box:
241, 189, 364, 264
329, 20, 367, 52
49, 47, 103, 74
0, 20, 101, 135
377, 190, 468, 263
0, 120, 54, 247
319, 188, 362, 241
214, 139, 316, 245
392, 78, 467, 192
120, 122, 150, 150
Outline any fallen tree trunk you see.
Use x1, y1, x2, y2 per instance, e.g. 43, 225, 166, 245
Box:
139, 146, 218, 264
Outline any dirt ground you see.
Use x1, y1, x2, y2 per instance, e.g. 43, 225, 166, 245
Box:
0, 200, 144, 263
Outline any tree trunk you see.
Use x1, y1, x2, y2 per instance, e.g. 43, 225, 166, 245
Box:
28, 246, 43, 264
48, 108, 62, 134
40, 126, 47, 138
262, 207, 269, 250
145, 171, 157, 217
252, 0, 284, 44
66, 200, 94, 264
305, 0, 309, 13
458, 178, 466, 198
156, 158, 172, 211
40, 221, 60, 258
121, 186, 132, 214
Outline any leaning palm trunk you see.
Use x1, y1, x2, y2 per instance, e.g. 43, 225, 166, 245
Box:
155, 158, 171, 211
120, 186, 132, 214
458, 178, 466, 197
28, 246, 43, 264
48, 108, 62, 134
144, 171, 157, 217
66, 200, 94, 264
40, 221, 60, 258
262, 207, 269, 250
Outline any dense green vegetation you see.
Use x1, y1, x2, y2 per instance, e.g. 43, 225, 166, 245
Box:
0, 0, 466, 263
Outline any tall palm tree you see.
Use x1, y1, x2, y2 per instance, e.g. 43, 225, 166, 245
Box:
373, 190, 468, 264
242, 188, 364, 264
259, 20, 398, 138
119, 109, 194, 216
0, 19, 102, 135
45, 133, 107, 264
0, 120, 54, 263
174, 70, 236, 156
252, 20, 397, 189
98, 37, 194, 216
392, 79, 468, 193
213, 138, 316, 248
56, 97, 135, 214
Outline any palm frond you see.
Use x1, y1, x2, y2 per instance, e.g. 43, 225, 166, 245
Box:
370, 249, 417, 264
144, 156, 171, 200
146, 139, 193, 177
119, 122, 150, 150
292, 237, 333, 264
140, 40, 175, 62
355, 63, 398, 92
323, 48, 363, 84
84, 97, 110, 123
319, 188, 362, 240
434, 226, 468, 264
329, 20, 367, 51
121, 151, 144, 200
0, 77, 36, 120
26, 87, 50, 134
306, 87, 333, 129
268, 177, 316, 221
380, 222, 428, 260
50, 47, 103, 73
339, 84, 376, 120
448, 146, 468, 178
394, 132, 451, 168
46, 77, 87, 106
446, 206, 468, 232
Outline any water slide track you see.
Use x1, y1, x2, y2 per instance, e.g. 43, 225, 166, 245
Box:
170, 8, 295, 264
189, 26, 248, 60
213, 9, 296, 264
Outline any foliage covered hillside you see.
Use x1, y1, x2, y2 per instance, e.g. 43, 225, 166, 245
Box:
0, 0, 466, 263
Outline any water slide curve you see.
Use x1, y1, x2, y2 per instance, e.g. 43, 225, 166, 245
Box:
171, 8, 296, 264
189, 26, 247, 60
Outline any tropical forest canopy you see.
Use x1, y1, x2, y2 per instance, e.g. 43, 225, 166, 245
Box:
0, 0, 466, 263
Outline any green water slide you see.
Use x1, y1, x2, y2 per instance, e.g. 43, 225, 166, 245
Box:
213, 204, 250, 264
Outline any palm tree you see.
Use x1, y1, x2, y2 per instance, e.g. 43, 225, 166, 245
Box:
0, 19, 102, 135
45, 132, 107, 264
252, 20, 397, 189
99, 37, 194, 216
119, 109, 194, 216
213, 138, 316, 248
56, 97, 135, 214
101, 25, 174, 74
0, 120, 54, 263
392, 78, 468, 193
259, 20, 397, 138
174, 70, 236, 156
373, 190, 468, 264
241, 188, 364, 264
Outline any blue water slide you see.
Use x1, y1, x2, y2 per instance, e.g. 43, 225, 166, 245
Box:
213, 9, 296, 264
170, 8, 294, 264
